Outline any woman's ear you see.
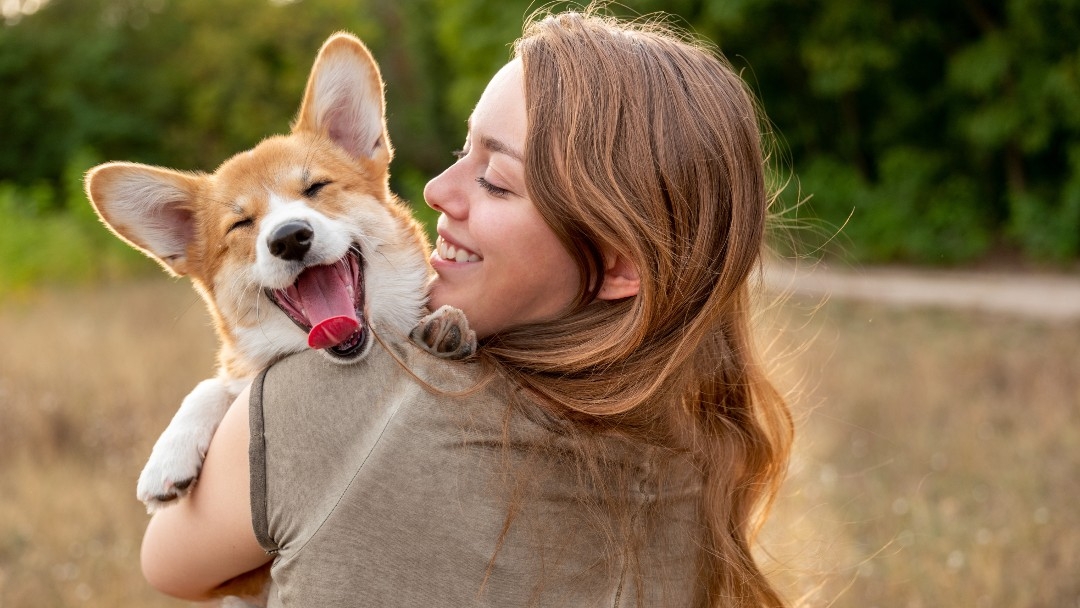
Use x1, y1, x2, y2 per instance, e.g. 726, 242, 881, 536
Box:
596, 250, 640, 300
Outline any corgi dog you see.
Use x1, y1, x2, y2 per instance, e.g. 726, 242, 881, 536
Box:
85, 32, 473, 520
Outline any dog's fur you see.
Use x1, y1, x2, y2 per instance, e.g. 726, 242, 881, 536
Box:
86, 31, 471, 550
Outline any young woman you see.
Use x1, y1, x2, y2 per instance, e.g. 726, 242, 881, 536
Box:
141, 9, 793, 607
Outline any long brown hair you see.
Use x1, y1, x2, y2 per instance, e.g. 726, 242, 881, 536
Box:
479, 8, 793, 607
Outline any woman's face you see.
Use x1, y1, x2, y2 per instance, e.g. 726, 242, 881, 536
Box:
424, 60, 581, 339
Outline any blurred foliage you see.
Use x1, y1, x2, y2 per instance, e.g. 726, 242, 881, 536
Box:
0, 148, 153, 293
0, 0, 1078, 289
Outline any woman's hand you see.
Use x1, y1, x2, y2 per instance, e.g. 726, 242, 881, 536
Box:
140, 385, 271, 600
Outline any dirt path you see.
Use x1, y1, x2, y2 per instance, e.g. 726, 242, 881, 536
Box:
762, 262, 1080, 321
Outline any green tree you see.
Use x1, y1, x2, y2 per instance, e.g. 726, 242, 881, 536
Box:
1, 0, 1077, 266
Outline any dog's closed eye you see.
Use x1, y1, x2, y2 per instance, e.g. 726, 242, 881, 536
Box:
303, 181, 331, 198
228, 218, 254, 233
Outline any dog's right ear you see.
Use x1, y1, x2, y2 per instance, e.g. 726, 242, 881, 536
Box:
293, 32, 391, 165
84, 162, 201, 277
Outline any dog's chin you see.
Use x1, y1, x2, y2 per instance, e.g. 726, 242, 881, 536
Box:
321, 327, 371, 363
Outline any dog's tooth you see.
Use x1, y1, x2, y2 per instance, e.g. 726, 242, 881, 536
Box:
446, 244, 457, 260
454, 248, 471, 263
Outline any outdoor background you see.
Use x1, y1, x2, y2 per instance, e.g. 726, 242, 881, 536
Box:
1, 0, 1078, 606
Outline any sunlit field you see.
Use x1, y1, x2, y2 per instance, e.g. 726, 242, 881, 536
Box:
761, 296, 1080, 607
0, 280, 215, 607
1, 279, 1077, 607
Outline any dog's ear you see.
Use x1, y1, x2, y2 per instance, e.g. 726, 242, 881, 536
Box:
293, 32, 392, 164
84, 162, 201, 277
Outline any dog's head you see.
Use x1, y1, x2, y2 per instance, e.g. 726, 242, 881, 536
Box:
85, 34, 429, 372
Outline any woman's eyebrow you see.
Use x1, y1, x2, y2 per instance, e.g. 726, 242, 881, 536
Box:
464, 116, 524, 162
481, 135, 524, 163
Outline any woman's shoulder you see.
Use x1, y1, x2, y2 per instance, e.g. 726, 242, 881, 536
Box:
257, 336, 488, 404
253, 337, 521, 442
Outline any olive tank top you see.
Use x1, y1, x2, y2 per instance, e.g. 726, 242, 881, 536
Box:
249, 339, 704, 607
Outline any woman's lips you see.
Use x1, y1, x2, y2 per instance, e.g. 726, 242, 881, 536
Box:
435, 235, 481, 263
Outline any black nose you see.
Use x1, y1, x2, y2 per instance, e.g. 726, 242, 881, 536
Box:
268, 221, 313, 261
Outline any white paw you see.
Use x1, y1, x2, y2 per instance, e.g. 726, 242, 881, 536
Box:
136, 426, 211, 513
136, 378, 237, 513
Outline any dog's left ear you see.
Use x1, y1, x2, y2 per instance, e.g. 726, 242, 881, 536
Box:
84, 162, 201, 277
294, 32, 391, 164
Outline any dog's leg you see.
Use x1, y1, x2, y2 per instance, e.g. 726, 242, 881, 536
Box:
410, 305, 477, 360
137, 377, 236, 512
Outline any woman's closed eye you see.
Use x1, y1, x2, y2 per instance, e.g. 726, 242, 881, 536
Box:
450, 147, 514, 197
475, 176, 511, 198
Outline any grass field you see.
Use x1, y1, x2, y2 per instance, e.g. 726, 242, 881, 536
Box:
1, 278, 1077, 607
760, 295, 1080, 607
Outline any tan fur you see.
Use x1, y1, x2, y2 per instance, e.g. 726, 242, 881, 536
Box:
86, 86, 429, 377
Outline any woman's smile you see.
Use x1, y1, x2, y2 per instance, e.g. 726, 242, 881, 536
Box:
433, 234, 482, 263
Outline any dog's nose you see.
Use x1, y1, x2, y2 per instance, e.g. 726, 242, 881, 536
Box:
268, 221, 314, 261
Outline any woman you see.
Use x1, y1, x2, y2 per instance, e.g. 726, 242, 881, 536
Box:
141, 9, 793, 607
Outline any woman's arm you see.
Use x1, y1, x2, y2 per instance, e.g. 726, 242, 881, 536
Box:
140, 385, 271, 600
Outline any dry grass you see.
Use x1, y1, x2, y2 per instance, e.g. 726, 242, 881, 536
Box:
0, 280, 216, 607
760, 297, 1080, 607
1, 279, 1077, 606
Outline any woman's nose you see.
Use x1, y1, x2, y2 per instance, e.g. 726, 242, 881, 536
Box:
423, 164, 468, 220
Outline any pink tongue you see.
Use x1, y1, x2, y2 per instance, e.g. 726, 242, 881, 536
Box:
295, 264, 360, 350
308, 316, 360, 350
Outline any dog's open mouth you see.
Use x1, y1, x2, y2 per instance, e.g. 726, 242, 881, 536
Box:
265, 248, 367, 358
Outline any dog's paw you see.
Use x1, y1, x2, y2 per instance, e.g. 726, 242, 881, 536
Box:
136, 378, 236, 513
136, 431, 208, 513
410, 305, 477, 360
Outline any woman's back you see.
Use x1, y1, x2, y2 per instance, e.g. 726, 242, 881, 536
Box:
252, 341, 704, 606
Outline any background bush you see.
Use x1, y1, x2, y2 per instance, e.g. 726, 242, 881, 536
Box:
1, 0, 1078, 291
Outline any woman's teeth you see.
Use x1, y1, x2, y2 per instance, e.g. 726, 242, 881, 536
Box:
437, 237, 481, 263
